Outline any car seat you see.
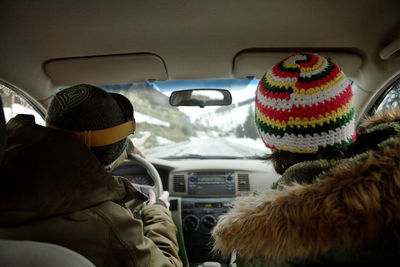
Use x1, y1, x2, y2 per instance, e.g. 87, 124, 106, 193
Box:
0, 240, 95, 267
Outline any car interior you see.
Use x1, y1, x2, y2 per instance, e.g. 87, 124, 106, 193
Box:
1, 0, 400, 266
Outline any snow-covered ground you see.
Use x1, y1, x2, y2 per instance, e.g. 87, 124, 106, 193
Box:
134, 112, 170, 127
4, 103, 171, 129
3, 104, 45, 125
155, 136, 173, 145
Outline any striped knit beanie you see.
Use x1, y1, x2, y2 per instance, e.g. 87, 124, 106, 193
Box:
255, 52, 356, 154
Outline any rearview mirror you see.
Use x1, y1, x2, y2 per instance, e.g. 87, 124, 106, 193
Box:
169, 89, 232, 107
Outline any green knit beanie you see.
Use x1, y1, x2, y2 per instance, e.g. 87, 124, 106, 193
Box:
47, 84, 132, 166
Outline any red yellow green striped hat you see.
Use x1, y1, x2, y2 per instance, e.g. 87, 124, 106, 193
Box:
255, 52, 356, 154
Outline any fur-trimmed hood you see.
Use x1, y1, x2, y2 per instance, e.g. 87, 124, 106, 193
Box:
212, 109, 400, 264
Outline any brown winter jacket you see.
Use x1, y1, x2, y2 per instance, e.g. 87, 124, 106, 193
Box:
0, 115, 182, 267
213, 109, 400, 266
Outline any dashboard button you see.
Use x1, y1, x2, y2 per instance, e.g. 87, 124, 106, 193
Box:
201, 215, 218, 228
183, 215, 199, 231
202, 209, 212, 214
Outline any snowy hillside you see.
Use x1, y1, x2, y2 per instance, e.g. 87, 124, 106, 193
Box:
195, 102, 254, 132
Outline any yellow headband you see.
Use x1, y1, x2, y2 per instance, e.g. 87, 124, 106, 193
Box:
45, 119, 136, 148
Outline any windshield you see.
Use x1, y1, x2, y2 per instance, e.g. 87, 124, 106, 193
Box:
102, 79, 269, 159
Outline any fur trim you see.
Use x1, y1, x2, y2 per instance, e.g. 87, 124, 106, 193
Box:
359, 108, 400, 130
212, 135, 400, 263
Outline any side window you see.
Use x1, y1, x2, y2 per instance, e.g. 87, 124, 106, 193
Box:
0, 83, 45, 125
376, 79, 400, 112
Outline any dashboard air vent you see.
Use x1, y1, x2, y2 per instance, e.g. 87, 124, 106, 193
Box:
238, 173, 250, 191
173, 174, 186, 192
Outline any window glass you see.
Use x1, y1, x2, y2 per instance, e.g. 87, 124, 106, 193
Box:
376, 80, 400, 112
99, 79, 267, 159
0, 84, 45, 125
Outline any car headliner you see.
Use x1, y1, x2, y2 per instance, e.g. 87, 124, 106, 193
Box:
0, 0, 400, 114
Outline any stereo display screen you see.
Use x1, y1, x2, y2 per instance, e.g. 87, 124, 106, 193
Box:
197, 176, 225, 182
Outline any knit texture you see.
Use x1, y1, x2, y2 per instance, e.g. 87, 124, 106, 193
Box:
255, 52, 356, 153
47, 84, 129, 165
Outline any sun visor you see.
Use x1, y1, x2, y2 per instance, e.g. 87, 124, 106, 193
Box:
233, 51, 363, 79
44, 53, 168, 86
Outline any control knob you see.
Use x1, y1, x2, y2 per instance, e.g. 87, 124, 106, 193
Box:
183, 215, 199, 231
202, 215, 218, 228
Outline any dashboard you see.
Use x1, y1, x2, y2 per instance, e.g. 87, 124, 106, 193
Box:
112, 158, 280, 266
112, 164, 154, 186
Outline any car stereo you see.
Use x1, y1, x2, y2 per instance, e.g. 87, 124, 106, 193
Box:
187, 172, 235, 195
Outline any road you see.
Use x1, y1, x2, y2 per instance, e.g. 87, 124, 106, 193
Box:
145, 137, 265, 158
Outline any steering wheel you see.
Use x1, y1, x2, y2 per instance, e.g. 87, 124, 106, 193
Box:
127, 153, 163, 199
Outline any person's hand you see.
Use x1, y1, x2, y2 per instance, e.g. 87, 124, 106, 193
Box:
158, 191, 170, 209
131, 133, 151, 158
133, 145, 146, 158
148, 189, 156, 205
148, 189, 170, 209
